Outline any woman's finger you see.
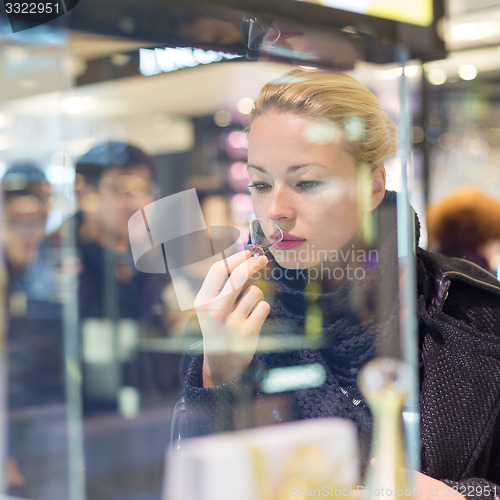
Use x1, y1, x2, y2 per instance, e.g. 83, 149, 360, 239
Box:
219, 255, 267, 299
226, 285, 270, 335
242, 300, 271, 334
234, 285, 264, 317
196, 249, 251, 304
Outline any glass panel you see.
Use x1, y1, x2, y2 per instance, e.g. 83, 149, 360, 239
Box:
164, 59, 419, 491
0, 2, 436, 499
0, 24, 84, 500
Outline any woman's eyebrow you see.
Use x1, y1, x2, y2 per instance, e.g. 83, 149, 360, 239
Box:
247, 164, 328, 173
247, 164, 266, 173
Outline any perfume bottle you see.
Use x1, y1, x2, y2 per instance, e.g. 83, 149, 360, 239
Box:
246, 218, 283, 257
358, 357, 413, 500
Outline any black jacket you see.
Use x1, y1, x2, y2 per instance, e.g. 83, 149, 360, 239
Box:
417, 248, 500, 496
181, 214, 500, 499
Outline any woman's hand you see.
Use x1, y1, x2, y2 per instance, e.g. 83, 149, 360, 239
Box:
354, 472, 467, 499
413, 472, 466, 500
194, 250, 270, 387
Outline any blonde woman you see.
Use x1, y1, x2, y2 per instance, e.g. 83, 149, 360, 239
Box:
182, 70, 500, 500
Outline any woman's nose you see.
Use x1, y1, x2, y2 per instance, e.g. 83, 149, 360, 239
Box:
267, 185, 294, 221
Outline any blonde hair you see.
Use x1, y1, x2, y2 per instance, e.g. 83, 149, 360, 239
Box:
250, 69, 397, 169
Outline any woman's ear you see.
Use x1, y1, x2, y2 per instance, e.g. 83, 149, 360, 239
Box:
371, 165, 386, 210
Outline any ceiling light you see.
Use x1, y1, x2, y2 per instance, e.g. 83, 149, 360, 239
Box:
451, 23, 481, 41
427, 68, 447, 85
458, 64, 478, 81
450, 21, 500, 42
237, 97, 254, 115
374, 64, 420, 80
139, 47, 240, 77
403, 65, 419, 77
214, 110, 232, 127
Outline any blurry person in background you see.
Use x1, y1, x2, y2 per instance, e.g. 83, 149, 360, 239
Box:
3, 162, 54, 311
74, 141, 161, 318
2, 162, 64, 404
427, 187, 500, 275
72, 141, 171, 415
2, 162, 66, 498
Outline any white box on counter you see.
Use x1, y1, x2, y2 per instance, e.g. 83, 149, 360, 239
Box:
164, 418, 359, 500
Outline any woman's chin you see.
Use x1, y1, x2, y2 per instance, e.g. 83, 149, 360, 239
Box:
270, 249, 317, 270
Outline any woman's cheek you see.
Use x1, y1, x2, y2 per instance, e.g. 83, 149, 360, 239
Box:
250, 196, 267, 219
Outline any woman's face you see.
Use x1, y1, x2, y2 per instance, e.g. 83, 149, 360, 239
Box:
248, 110, 380, 270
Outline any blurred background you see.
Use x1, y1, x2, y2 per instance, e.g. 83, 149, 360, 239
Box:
1, 0, 500, 499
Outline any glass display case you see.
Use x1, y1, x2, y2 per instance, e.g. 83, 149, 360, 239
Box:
0, 1, 459, 499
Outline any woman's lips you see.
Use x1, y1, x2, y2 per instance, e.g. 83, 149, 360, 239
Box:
273, 233, 306, 250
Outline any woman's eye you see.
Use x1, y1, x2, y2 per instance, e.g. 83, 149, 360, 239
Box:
248, 182, 271, 193
297, 180, 322, 190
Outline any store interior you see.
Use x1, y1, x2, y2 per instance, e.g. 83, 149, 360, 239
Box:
2, 0, 500, 499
